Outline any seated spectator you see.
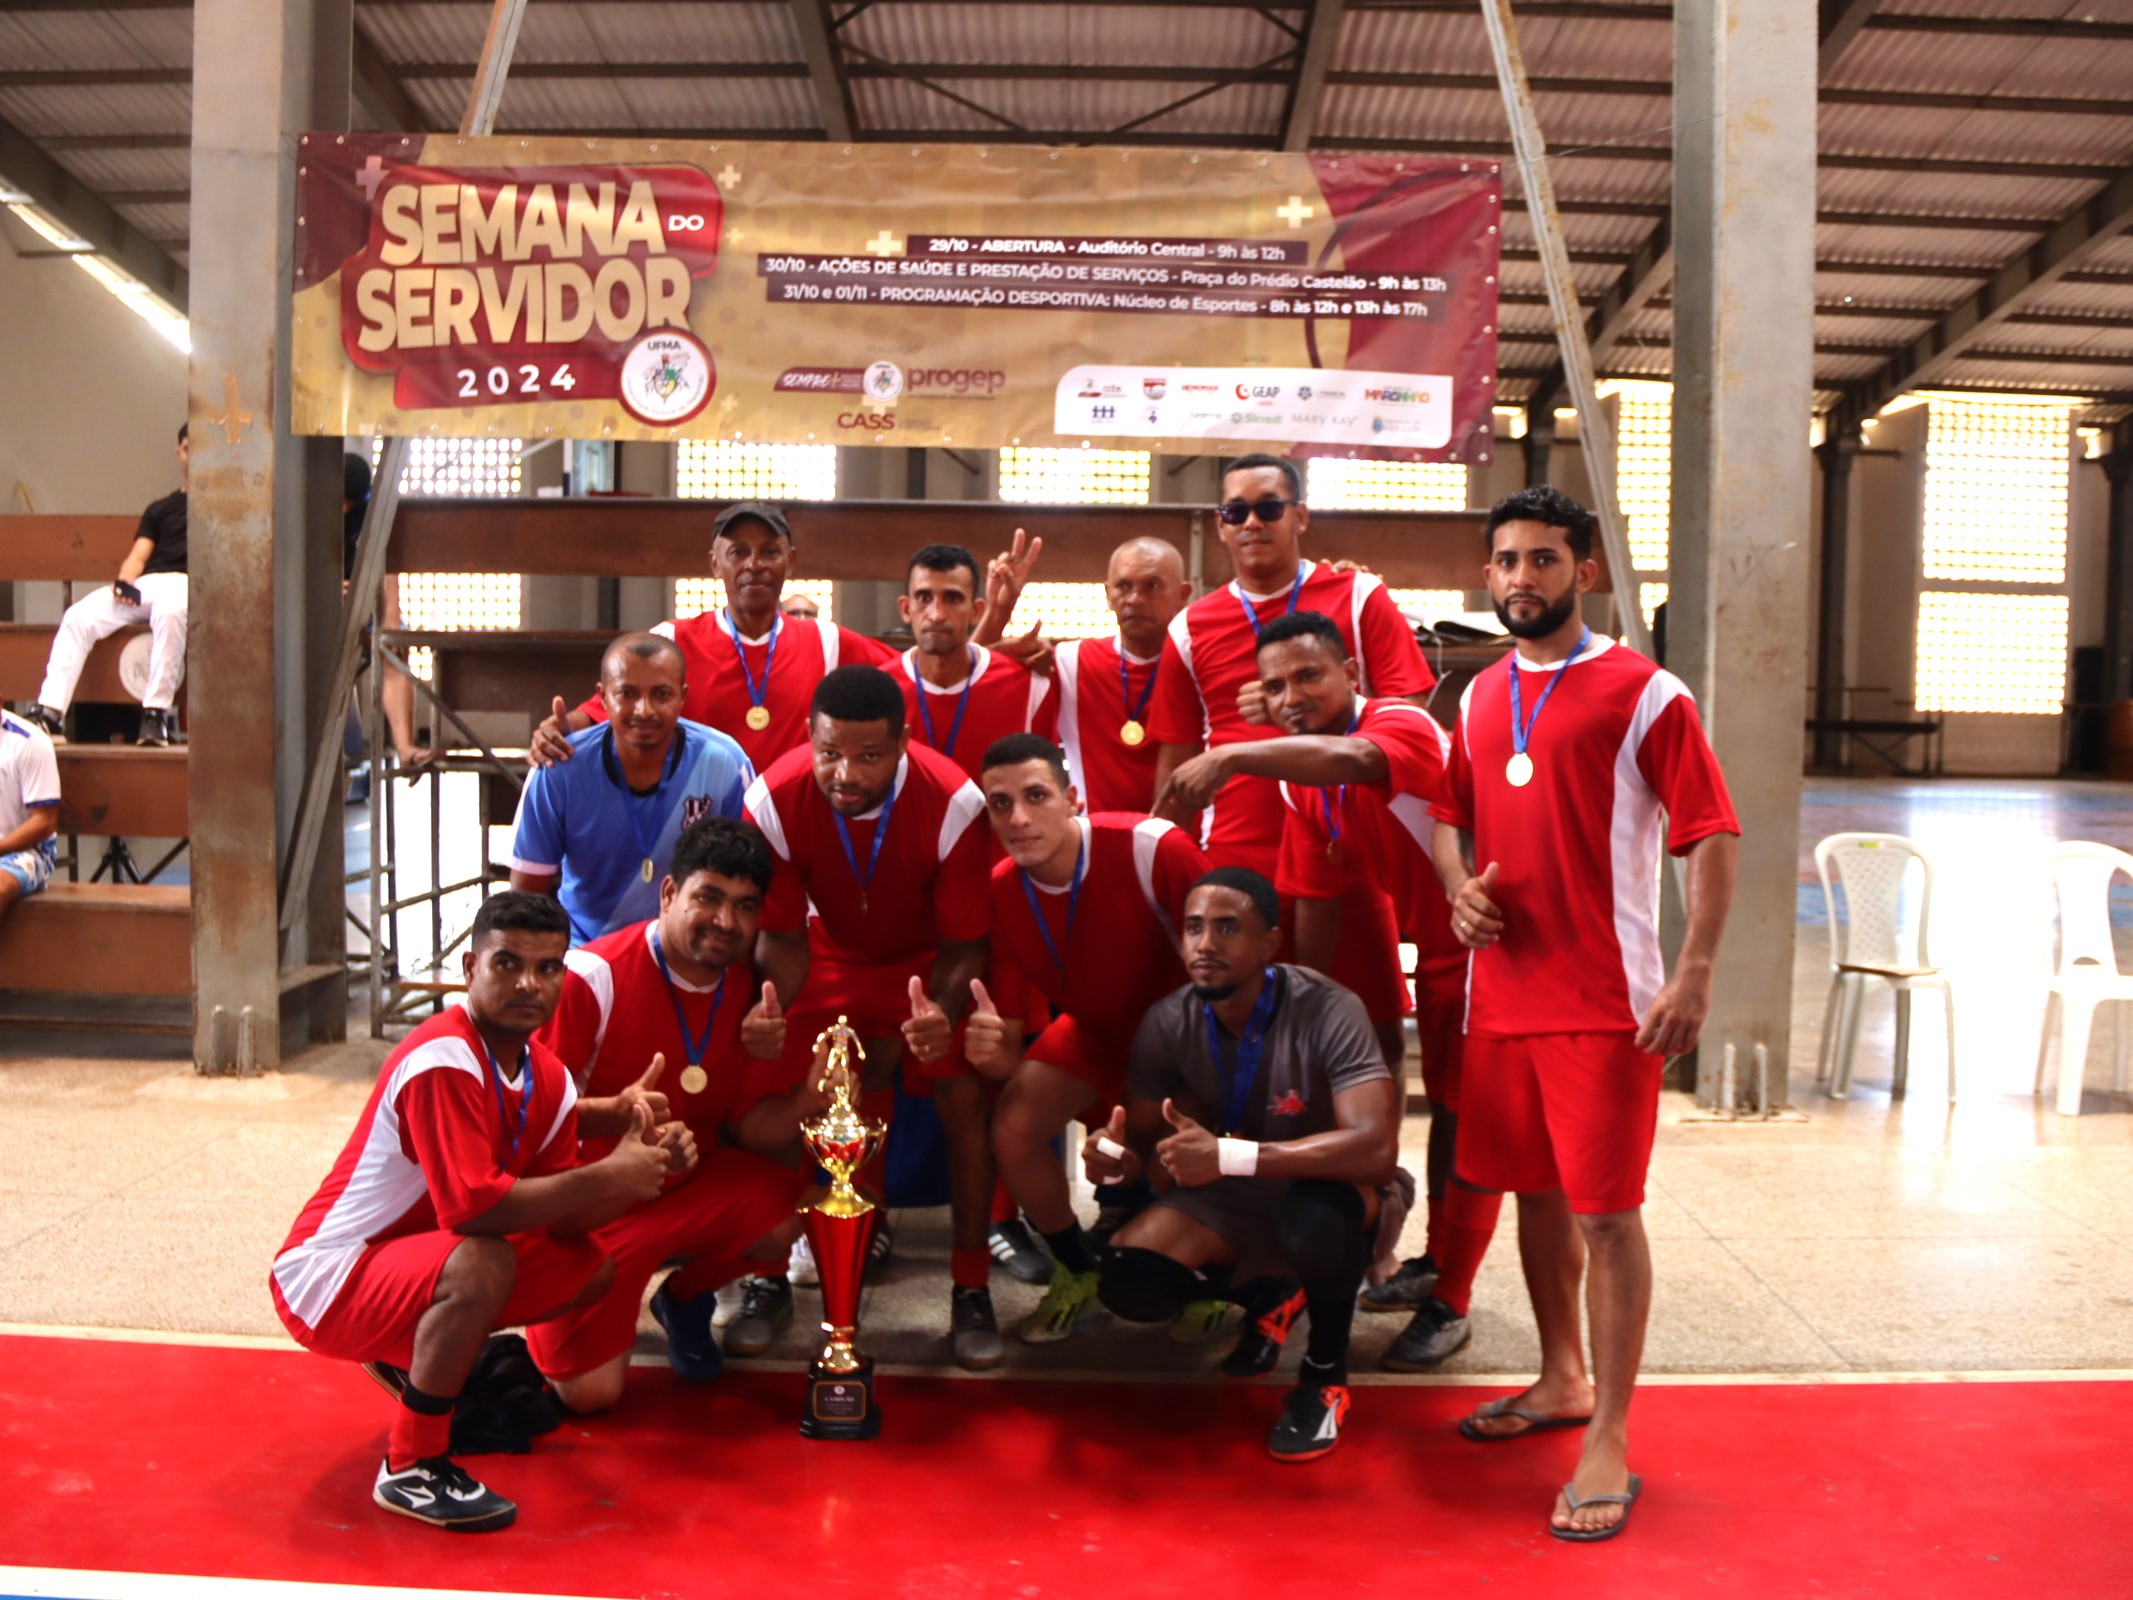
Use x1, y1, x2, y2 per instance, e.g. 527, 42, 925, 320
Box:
0, 709, 61, 923
508, 633, 753, 945
25, 422, 189, 747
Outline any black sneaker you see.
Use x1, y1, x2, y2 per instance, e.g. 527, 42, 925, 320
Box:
649, 1280, 724, 1380
20, 704, 64, 743
1221, 1286, 1306, 1380
721, 1274, 794, 1358
1267, 1380, 1352, 1464
987, 1218, 1053, 1286
372, 1455, 517, 1531
1359, 1253, 1439, 1313
950, 1284, 1004, 1371
135, 707, 178, 746
1381, 1295, 1472, 1371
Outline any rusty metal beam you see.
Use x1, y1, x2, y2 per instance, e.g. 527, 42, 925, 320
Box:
789, 0, 856, 140
352, 17, 429, 131
1282, 0, 1346, 152
1817, 0, 1881, 75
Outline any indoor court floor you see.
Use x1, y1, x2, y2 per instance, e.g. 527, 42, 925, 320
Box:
3, 778, 2130, 1597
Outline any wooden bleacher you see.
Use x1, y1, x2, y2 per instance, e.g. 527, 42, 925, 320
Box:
2, 516, 193, 1020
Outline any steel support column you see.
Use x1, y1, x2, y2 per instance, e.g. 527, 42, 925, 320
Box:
1669, 0, 1817, 1108
188, 0, 353, 1069
1813, 426, 1860, 770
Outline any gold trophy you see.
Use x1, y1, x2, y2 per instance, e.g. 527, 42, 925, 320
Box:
798, 1016, 887, 1440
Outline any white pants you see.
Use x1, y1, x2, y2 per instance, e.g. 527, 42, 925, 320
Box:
38, 572, 190, 713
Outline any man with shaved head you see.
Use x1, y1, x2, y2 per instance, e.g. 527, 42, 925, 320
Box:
510, 631, 755, 944
999, 535, 1193, 814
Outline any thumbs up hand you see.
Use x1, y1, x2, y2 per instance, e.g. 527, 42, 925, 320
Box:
900, 974, 953, 1066
1155, 1097, 1221, 1188
962, 977, 1011, 1075
741, 979, 787, 1062
600, 1100, 670, 1202
1452, 860, 1505, 949
1080, 1103, 1140, 1187
530, 695, 577, 769
613, 1051, 671, 1126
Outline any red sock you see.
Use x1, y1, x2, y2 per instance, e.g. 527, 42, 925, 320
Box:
386, 1401, 452, 1471
1423, 1190, 1447, 1262
1432, 1186, 1504, 1318
989, 1177, 1016, 1227
951, 1246, 991, 1290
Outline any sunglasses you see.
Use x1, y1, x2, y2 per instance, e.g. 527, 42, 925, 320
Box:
1216, 496, 1300, 526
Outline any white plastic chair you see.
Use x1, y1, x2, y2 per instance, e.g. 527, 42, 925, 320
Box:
1814, 832, 1956, 1103
2034, 842, 2133, 1117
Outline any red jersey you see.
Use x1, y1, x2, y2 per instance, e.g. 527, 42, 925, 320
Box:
985, 814, 1207, 1053
893, 643, 1058, 783
271, 1007, 580, 1335
1149, 559, 1434, 863
536, 919, 786, 1144
745, 741, 990, 967
1276, 695, 1466, 996
1052, 635, 1164, 814
1432, 637, 1739, 1037
577, 610, 897, 772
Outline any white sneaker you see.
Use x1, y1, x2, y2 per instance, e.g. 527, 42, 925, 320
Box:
788, 1233, 820, 1287
712, 1277, 748, 1330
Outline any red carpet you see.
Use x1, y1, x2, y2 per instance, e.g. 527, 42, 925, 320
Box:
0, 1332, 2127, 1599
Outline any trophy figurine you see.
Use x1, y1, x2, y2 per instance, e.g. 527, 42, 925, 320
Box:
797, 1016, 887, 1440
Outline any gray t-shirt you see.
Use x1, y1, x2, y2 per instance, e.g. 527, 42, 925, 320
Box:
1126, 965, 1389, 1143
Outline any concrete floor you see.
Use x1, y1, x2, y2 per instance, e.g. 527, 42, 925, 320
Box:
4, 777, 2131, 1383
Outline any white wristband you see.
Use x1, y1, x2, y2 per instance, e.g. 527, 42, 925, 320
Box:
1217, 1137, 1260, 1178
1094, 1134, 1126, 1161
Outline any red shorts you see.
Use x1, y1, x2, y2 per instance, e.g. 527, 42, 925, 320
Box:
789, 952, 970, 1085
1455, 1031, 1662, 1214
276, 1230, 607, 1367
1413, 983, 1466, 1110
1022, 1011, 1129, 1104
1326, 883, 1415, 1029
525, 1149, 807, 1380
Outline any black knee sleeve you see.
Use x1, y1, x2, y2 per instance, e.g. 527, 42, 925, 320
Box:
1276, 1179, 1371, 1280
1098, 1247, 1203, 1324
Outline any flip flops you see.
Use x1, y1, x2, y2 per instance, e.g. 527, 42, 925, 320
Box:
1457, 1395, 1596, 1443
1549, 1474, 1643, 1543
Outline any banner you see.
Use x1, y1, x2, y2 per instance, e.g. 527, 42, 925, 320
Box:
291, 136, 1502, 462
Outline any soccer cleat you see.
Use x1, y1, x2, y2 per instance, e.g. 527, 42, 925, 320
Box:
649, 1280, 724, 1381
722, 1275, 795, 1358
372, 1455, 517, 1532
1221, 1287, 1308, 1379
1380, 1295, 1473, 1371
359, 1360, 410, 1400
1359, 1253, 1440, 1313
1168, 1298, 1242, 1345
950, 1284, 1005, 1371
21, 705, 64, 743
135, 707, 178, 747
987, 1218, 1054, 1286
1267, 1382, 1352, 1464
1020, 1263, 1104, 1344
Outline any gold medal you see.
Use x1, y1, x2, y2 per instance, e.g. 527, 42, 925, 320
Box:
1120, 720, 1146, 746
641, 856, 657, 883
1506, 752, 1535, 788
746, 705, 771, 731
679, 1063, 709, 1095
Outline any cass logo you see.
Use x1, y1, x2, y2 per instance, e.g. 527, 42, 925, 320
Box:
618, 330, 714, 425
838, 410, 896, 431
1268, 1089, 1309, 1117
864, 360, 905, 401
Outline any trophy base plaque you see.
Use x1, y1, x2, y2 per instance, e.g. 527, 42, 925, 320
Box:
801, 1356, 881, 1441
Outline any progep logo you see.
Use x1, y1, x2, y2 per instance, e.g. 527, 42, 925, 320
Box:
909, 367, 1007, 397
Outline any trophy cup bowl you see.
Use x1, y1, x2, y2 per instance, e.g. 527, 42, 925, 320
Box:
798, 1016, 887, 1439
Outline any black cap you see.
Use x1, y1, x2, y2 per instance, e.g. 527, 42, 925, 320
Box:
713, 500, 792, 541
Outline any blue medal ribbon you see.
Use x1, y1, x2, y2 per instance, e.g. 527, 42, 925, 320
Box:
831, 772, 899, 911
1018, 827, 1087, 971
650, 929, 726, 1073
1117, 646, 1159, 726
1507, 626, 1592, 760
1231, 565, 1307, 639
724, 608, 781, 717
1318, 703, 1362, 850
1202, 968, 1280, 1137
915, 646, 977, 760
477, 1033, 534, 1162
609, 725, 679, 879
